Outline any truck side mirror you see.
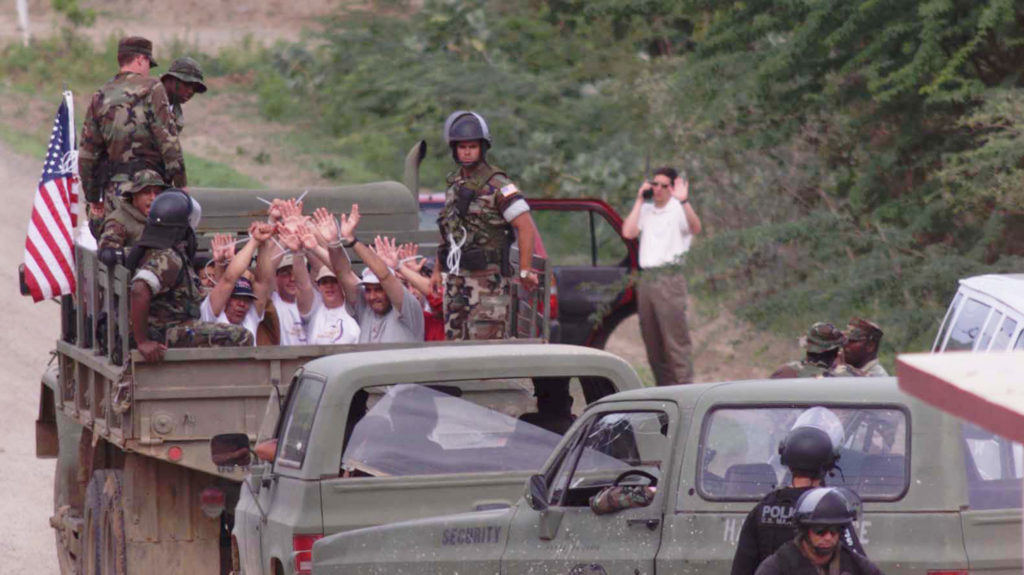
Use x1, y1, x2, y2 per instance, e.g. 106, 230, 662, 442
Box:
210, 433, 252, 468
526, 474, 549, 511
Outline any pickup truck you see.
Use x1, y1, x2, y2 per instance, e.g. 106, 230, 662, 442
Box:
212, 343, 645, 575
313, 376, 1022, 575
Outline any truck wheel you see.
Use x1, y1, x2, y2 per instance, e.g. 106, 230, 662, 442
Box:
80, 470, 127, 575
52, 404, 85, 574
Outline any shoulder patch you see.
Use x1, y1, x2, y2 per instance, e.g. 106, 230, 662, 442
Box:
501, 183, 519, 197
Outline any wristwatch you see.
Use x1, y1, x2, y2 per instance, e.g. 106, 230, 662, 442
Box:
519, 270, 530, 280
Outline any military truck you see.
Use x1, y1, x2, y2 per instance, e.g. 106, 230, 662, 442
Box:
313, 377, 1022, 575
210, 344, 645, 575
31, 142, 554, 574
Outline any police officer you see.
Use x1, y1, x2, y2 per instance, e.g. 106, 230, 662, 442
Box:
98, 169, 169, 266
754, 487, 884, 575
160, 56, 208, 134
770, 322, 846, 379
127, 190, 252, 362
731, 408, 864, 575
430, 111, 539, 340
80, 36, 186, 237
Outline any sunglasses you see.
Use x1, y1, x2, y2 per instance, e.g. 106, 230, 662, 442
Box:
810, 526, 842, 537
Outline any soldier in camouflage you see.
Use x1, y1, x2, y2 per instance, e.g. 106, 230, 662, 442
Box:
161, 56, 208, 134
79, 36, 186, 237
430, 111, 539, 340
770, 322, 846, 379
829, 318, 888, 377
128, 190, 252, 362
97, 169, 168, 266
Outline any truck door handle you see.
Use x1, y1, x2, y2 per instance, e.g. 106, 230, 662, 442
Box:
625, 519, 660, 531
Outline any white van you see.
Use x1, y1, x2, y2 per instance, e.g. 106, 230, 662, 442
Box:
932, 274, 1024, 352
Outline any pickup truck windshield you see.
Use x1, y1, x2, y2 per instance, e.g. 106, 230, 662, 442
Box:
342, 383, 574, 476
699, 406, 908, 500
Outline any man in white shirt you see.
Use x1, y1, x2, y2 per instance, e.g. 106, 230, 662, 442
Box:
199, 222, 273, 345
622, 166, 703, 385
271, 252, 315, 346
306, 267, 360, 345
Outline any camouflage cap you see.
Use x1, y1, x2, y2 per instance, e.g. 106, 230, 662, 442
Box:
118, 36, 157, 67
162, 57, 207, 93
846, 317, 883, 342
124, 169, 169, 197
805, 322, 846, 354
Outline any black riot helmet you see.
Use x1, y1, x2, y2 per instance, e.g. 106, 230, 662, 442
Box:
778, 407, 844, 479
127, 188, 197, 270
443, 111, 492, 165
793, 487, 856, 527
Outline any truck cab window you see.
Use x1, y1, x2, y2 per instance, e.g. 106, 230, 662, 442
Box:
278, 377, 326, 468
548, 411, 669, 507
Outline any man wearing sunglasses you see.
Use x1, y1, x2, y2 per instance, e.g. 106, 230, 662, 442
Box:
622, 166, 703, 385
754, 487, 884, 575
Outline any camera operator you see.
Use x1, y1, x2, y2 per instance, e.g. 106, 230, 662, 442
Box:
622, 167, 702, 385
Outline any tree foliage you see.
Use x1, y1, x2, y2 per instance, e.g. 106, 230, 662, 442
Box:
254, 0, 1023, 357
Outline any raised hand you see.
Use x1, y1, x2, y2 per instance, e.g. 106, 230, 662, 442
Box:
250, 221, 275, 243
398, 243, 425, 273
276, 223, 303, 253
310, 207, 339, 245
211, 233, 236, 264
672, 175, 689, 202
373, 235, 400, 269
339, 204, 361, 241
300, 226, 318, 250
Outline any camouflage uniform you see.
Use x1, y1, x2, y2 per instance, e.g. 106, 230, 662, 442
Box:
98, 169, 168, 255
79, 71, 186, 234
439, 161, 529, 340
133, 248, 252, 348
770, 322, 846, 379
161, 56, 208, 135
829, 317, 888, 377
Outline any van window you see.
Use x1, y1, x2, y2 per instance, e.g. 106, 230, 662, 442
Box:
278, 376, 326, 468
1016, 331, 1024, 350
698, 406, 908, 501
962, 423, 1022, 510
978, 311, 1003, 351
934, 293, 963, 351
946, 299, 992, 351
992, 317, 1017, 351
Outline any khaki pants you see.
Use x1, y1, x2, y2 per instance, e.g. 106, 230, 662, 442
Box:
636, 272, 693, 385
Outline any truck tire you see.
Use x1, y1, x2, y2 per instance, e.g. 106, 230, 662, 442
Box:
80, 470, 127, 575
52, 398, 85, 574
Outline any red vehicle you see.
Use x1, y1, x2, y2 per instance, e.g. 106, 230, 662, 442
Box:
420, 195, 639, 347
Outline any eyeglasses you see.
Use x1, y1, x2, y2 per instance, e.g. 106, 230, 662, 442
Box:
810, 526, 842, 537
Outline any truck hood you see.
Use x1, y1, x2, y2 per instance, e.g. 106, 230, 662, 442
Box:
313, 506, 516, 574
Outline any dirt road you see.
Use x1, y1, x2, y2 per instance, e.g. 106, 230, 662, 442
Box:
0, 140, 60, 572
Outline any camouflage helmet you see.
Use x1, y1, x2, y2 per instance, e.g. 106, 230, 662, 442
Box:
846, 317, 883, 343
161, 57, 207, 93
123, 169, 169, 198
804, 322, 846, 354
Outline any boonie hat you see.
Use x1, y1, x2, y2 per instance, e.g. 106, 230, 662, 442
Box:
161, 56, 207, 93
231, 277, 257, 300
124, 169, 169, 197
804, 322, 846, 354
118, 36, 157, 67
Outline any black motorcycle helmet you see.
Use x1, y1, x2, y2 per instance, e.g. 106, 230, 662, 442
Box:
443, 111, 492, 166
793, 487, 856, 527
126, 189, 197, 270
779, 426, 839, 479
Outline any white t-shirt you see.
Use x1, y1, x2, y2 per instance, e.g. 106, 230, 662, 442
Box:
306, 299, 360, 345
637, 197, 692, 269
199, 296, 263, 346
272, 291, 310, 346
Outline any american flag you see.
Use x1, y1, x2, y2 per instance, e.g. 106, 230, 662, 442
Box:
23, 92, 80, 302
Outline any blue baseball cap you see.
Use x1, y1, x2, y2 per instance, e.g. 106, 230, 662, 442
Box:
231, 277, 257, 299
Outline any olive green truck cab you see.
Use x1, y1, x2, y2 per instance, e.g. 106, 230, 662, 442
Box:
220, 344, 644, 575
313, 377, 1022, 575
